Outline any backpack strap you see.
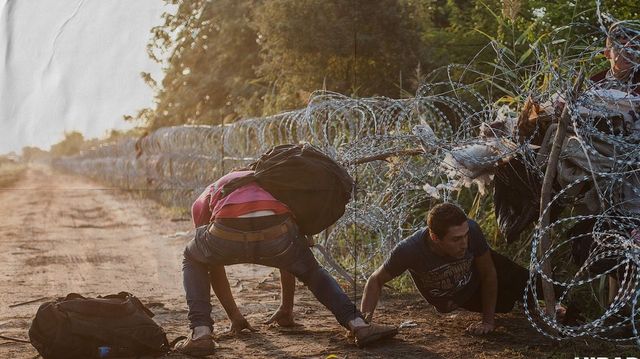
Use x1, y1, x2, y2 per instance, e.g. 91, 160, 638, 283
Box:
219, 174, 258, 198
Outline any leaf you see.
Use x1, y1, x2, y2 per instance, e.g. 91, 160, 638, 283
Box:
517, 46, 534, 66
477, 0, 508, 29
515, 19, 540, 46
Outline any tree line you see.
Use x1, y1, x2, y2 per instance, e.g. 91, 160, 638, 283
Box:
33, 0, 638, 157
131, 0, 638, 130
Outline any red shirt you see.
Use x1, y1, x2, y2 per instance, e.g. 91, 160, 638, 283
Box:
191, 171, 290, 227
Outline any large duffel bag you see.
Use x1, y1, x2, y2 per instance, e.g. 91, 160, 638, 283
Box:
29, 292, 169, 359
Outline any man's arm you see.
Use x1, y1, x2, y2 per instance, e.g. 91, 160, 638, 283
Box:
209, 265, 255, 334
467, 250, 497, 334
361, 237, 413, 321
360, 266, 397, 322
265, 269, 298, 326
279, 269, 295, 311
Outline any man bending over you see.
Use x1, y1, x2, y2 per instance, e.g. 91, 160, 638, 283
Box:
174, 170, 398, 356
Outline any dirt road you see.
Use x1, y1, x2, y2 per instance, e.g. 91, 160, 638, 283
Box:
0, 167, 631, 358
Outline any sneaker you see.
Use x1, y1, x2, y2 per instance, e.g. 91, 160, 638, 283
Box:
173, 334, 218, 357
352, 323, 398, 348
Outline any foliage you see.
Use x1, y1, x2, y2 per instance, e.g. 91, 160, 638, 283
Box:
252, 0, 422, 111
50, 132, 86, 157
141, 0, 637, 127
140, 0, 500, 126
142, 0, 265, 129
21, 146, 50, 162
48, 128, 147, 159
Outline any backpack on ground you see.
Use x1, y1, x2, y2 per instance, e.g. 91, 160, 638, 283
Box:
28, 292, 169, 359
222, 143, 354, 235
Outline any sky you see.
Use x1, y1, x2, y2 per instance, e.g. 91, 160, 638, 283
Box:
0, 0, 167, 155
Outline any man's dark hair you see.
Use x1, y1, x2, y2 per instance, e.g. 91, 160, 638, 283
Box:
427, 203, 468, 239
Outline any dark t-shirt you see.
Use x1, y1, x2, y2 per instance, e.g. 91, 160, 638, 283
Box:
382, 220, 490, 312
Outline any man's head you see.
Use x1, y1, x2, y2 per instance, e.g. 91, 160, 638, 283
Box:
604, 22, 640, 81
427, 203, 469, 259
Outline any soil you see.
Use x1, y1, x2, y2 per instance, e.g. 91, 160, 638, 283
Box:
0, 167, 634, 358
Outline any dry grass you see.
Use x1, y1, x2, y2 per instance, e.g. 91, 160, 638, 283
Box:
0, 162, 26, 187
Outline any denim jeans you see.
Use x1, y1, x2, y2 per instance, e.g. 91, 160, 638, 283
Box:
182, 219, 362, 329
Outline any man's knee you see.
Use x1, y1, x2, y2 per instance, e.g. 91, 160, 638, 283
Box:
182, 246, 194, 270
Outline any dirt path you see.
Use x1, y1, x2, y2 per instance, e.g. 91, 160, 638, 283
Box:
0, 167, 631, 358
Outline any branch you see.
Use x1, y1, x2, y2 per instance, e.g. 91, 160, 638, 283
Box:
349, 148, 424, 165
538, 71, 585, 317
8, 297, 49, 308
0, 335, 30, 344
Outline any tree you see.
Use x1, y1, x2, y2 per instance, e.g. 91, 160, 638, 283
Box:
21, 146, 49, 162
50, 132, 85, 157
252, 0, 422, 110
145, 0, 264, 129
139, 0, 639, 129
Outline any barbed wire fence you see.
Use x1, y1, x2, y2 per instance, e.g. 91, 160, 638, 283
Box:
54, 10, 640, 346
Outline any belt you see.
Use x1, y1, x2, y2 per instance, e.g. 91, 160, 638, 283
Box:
208, 218, 292, 242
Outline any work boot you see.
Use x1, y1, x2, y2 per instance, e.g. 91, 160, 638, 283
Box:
352, 323, 398, 348
173, 334, 218, 357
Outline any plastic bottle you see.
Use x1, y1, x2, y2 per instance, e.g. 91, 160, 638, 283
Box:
97, 346, 111, 358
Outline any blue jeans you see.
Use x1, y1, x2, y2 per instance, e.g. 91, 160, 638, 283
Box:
182, 220, 362, 329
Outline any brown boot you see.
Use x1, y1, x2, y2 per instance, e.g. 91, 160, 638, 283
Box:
173, 334, 218, 357
352, 323, 398, 348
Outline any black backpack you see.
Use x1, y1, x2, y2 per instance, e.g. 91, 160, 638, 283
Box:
28, 292, 169, 359
222, 144, 354, 235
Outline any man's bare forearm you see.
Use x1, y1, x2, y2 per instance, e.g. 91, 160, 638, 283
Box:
480, 272, 497, 325
279, 269, 295, 311
360, 277, 382, 318
209, 265, 243, 321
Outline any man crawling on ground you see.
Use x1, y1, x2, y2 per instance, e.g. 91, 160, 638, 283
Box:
361, 203, 572, 334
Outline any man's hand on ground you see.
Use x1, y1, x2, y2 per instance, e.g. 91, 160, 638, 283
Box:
228, 316, 257, 335
466, 321, 495, 335
264, 307, 299, 327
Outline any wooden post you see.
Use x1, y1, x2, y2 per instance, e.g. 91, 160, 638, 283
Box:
538, 71, 585, 317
